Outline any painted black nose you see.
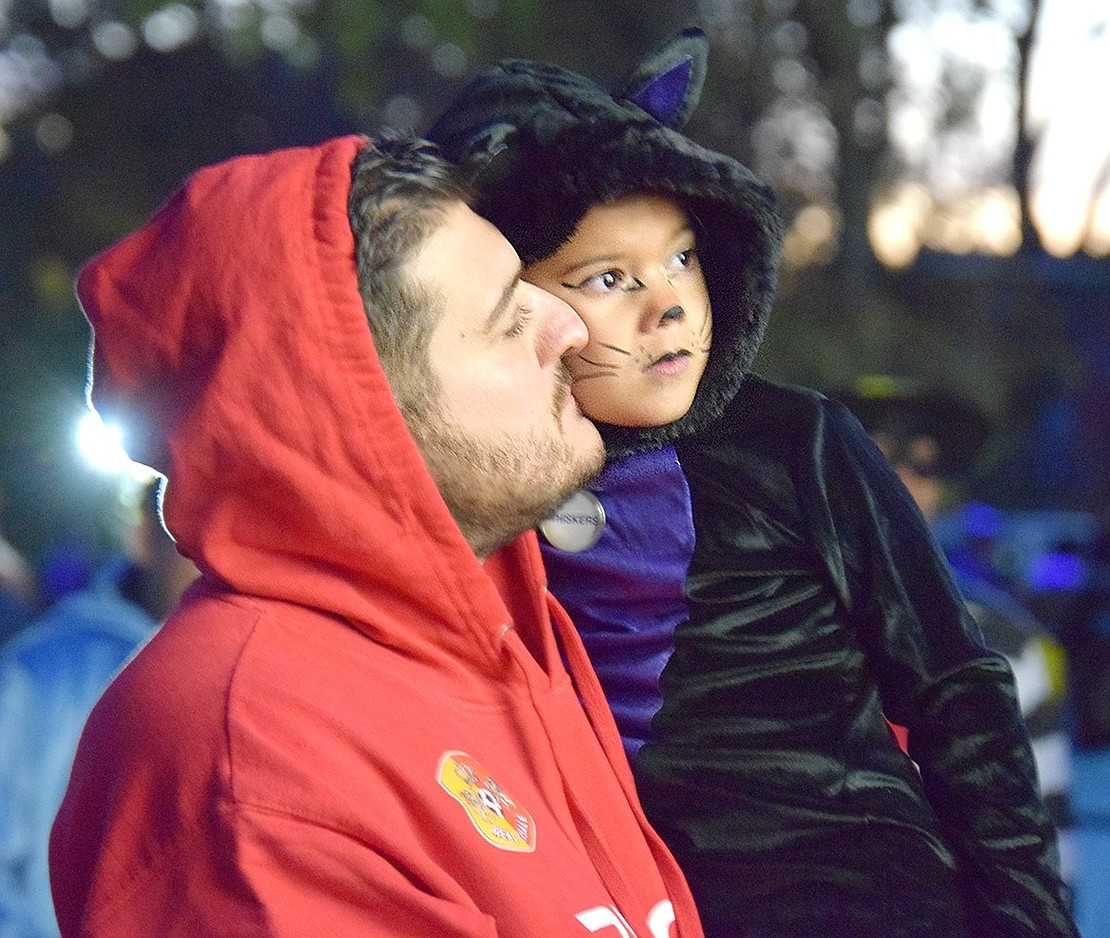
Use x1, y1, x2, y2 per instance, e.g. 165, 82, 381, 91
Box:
660, 305, 685, 323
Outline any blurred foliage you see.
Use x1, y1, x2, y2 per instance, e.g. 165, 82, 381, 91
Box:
0, 0, 1106, 569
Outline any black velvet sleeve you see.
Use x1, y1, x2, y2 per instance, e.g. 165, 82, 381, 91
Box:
753, 378, 1076, 935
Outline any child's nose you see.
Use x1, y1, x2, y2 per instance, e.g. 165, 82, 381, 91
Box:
639, 276, 685, 331
660, 305, 685, 324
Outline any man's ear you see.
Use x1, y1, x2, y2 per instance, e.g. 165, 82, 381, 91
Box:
619, 26, 709, 129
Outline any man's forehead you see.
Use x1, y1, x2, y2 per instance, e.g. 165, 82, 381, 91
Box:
415, 203, 523, 333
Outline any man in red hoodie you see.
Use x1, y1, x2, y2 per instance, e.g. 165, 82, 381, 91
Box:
48, 133, 703, 938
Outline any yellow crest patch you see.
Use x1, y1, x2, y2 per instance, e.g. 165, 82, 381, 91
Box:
438, 751, 537, 852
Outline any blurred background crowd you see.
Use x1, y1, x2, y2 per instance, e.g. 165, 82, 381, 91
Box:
1, 0, 1108, 935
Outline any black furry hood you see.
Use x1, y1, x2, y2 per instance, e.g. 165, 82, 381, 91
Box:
428, 28, 784, 457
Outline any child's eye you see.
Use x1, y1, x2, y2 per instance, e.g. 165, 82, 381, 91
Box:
668, 247, 698, 273
569, 269, 628, 293
504, 306, 533, 339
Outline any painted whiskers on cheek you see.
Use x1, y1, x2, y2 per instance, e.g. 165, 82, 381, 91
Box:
696, 303, 712, 355
570, 302, 710, 378
641, 306, 712, 368
573, 342, 630, 382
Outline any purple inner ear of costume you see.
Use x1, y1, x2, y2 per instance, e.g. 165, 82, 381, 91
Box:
626, 57, 694, 125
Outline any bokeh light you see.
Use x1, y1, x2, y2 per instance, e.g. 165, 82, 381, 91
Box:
76, 412, 135, 477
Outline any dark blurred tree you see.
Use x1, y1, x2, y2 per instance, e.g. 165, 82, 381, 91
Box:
0, 0, 1104, 560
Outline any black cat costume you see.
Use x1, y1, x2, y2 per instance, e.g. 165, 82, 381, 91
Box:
429, 29, 1077, 937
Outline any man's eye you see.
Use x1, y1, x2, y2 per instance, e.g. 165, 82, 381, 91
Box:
504, 306, 533, 338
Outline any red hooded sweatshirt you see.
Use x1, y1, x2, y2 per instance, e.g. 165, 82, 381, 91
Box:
49, 136, 703, 938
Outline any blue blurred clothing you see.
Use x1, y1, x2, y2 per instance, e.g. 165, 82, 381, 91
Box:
1072, 747, 1110, 938
0, 558, 159, 938
0, 593, 33, 650
1060, 581, 1110, 937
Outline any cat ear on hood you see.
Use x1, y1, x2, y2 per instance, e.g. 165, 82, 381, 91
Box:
619, 26, 709, 129
456, 121, 520, 188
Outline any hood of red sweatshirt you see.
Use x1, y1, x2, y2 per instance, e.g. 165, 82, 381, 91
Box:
77, 135, 555, 682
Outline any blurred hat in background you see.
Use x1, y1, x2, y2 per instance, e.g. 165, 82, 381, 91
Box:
831, 374, 992, 476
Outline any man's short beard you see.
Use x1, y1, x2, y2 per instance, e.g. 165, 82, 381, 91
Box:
405, 370, 602, 558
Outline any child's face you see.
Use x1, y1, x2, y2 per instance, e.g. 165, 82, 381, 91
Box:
524, 194, 711, 428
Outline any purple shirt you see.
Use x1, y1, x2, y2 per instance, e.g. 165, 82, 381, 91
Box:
541, 446, 695, 761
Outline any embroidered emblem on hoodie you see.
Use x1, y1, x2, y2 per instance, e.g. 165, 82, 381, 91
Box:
438, 751, 536, 852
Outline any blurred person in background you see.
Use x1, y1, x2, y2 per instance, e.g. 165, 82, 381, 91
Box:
833, 375, 1074, 866
0, 475, 198, 938
1053, 529, 1110, 938
0, 485, 39, 648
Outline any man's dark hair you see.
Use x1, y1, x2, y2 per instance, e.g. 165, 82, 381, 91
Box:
348, 131, 472, 419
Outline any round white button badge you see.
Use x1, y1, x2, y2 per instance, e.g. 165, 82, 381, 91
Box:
539, 489, 606, 553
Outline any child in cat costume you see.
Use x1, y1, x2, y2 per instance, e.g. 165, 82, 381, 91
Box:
429, 28, 1077, 938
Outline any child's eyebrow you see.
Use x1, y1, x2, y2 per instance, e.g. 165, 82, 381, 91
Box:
669, 223, 697, 245
558, 256, 619, 280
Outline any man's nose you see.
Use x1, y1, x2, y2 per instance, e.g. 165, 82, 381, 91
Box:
524, 282, 589, 364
